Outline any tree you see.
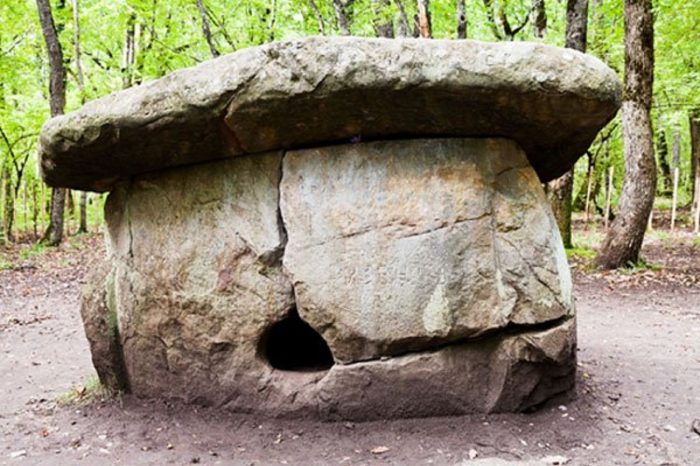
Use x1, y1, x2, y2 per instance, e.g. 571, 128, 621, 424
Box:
691, 110, 700, 232
333, 0, 355, 35
417, 0, 432, 38
532, 0, 547, 38
481, 0, 531, 41
70, 0, 89, 234
307, 0, 326, 35
546, 0, 588, 249
373, 0, 394, 38
196, 0, 220, 57
36, 0, 67, 246
596, 0, 655, 269
457, 0, 468, 39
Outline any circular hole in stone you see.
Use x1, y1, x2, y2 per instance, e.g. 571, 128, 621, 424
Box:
261, 307, 334, 372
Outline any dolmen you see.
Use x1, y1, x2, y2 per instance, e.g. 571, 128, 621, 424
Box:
39, 37, 621, 420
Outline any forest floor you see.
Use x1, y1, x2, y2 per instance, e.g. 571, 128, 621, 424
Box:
1, 219, 699, 465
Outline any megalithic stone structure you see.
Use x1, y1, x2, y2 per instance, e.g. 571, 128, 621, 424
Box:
39, 37, 621, 420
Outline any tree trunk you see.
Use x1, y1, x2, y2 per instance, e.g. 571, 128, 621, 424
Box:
532, 0, 547, 38
2, 162, 13, 243
656, 129, 672, 194
394, 0, 411, 37
456, 0, 467, 39
122, 13, 137, 88
71, 0, 89, 233
36, 0, 67, 247
596, 0, 655, 269
690, 113, 700, 223
78, 191, 87, 233
307, 0, 326, 35
196, 0, 219, 57
373, 0, 394, 37
546, 0, 587, 248
417, 0, 432, 38
333, 0, 355, 36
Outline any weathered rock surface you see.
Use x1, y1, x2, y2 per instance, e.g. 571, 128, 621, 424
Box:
80, 260, 129, 392
103, 151, 295, 402
39, 37, 621, 191
282, 139, 573, 363
82, 138, 577, 418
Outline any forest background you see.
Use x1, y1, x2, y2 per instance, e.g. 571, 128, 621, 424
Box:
0, 0, 698, 266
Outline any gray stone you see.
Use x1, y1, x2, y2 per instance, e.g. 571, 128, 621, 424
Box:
103, 151, 295, 404
39, 37, 621, 191
83, 138, 577, 419
281, 139, 573, 363
80, 260, 129, 392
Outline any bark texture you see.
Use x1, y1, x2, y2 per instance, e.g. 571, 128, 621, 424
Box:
546, 0, 588, 248
457, 0, 467, 39
656, 130, 672, 194
196, 0, 219, 57
333, 0, 355, 35
36, 0, 67, 246
596, 0, 655, 269
417, 0, 432, 38
690, 113, 700, 226
307, 0, 325, 35
532, 0, 547, 38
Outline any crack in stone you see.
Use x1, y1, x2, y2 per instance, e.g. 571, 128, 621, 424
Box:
335, 315, 573, 367
296, 211, 493, 251
497, 234, 567, 310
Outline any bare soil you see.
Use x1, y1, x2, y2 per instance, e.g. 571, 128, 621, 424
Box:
1, 228, 699, 465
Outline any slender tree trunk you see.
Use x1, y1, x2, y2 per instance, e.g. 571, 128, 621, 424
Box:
417, 0, 432, 38
565, 0, 588, 50
394, 0, 411, 37
122, 13, 137, 87
546, 0, 587, 248
2, 162, 13, 243
32, 183, 38, 238
37, 0, 67, 247
79, 191, 87, 233
333, 0, 355, 36
596, 0, 655, 269
456, 0, 468, 39
656, 130, 672, 194
71, 0, 89, 234
373, 0, 394, 37
307, 0, 326, 35
532, 0, 547, 38
690, 113, 700, 226
196, 0, 219, 57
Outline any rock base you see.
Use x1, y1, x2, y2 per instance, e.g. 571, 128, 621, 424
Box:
82, 138, 576, 420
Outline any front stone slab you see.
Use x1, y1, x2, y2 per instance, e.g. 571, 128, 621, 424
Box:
281, 139, 573, 363
84, 137, 576, 419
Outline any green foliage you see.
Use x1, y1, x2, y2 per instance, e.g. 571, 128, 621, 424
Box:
56, 376, 114, 406
0, 0, 699, 242
616, 258, 663, 274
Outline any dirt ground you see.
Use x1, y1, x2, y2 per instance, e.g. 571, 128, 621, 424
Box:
1, 226, 699, 466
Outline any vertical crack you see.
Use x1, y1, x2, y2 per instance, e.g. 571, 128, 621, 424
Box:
259, 150, 288, 267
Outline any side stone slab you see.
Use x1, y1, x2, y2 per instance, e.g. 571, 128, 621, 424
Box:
281, 139, 574, 363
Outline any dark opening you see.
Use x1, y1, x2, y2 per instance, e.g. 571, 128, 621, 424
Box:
261, 308, 334, 372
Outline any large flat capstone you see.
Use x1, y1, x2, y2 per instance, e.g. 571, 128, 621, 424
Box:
82, 138, 576, 419
39, 37, 621, 191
